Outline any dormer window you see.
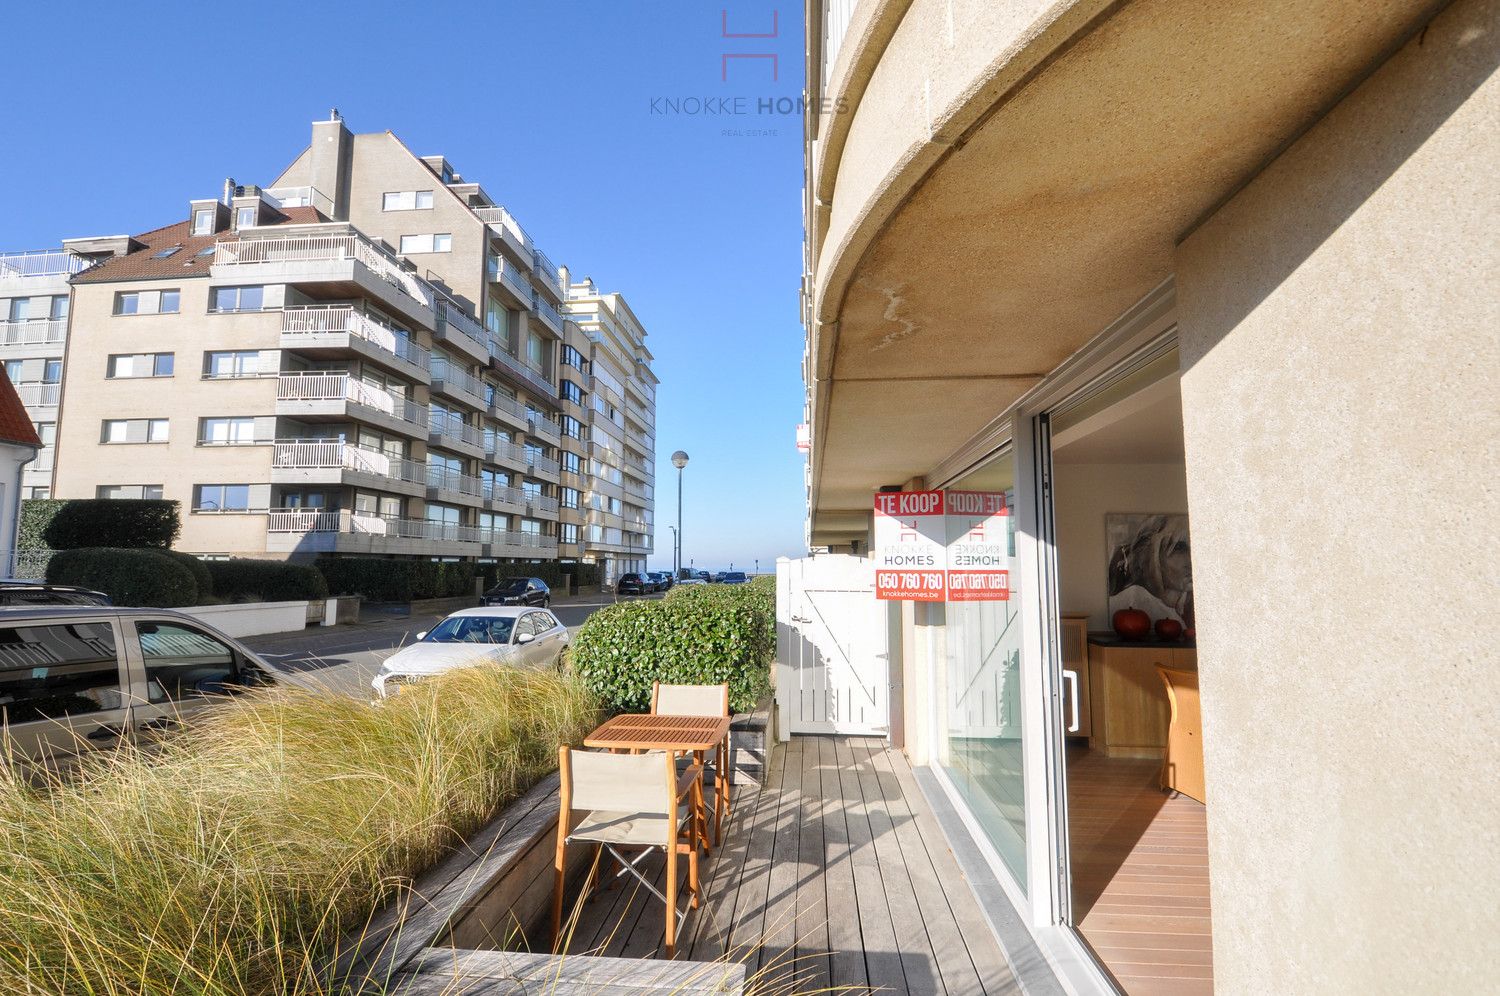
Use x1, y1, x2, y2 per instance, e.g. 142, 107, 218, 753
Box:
235, 205, 257, 229
192, 209, 214, 235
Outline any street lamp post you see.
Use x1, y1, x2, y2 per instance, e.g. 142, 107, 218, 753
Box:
671, 451, 689, 578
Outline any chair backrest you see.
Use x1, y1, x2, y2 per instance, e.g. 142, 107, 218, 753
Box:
561, 748, 673, 815
652, 682, 729, 717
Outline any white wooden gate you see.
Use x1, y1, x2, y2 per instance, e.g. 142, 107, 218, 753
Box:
776, 555, 888, 736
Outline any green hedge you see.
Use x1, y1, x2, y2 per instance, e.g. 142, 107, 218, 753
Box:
317, 558, 474, 602
571, 574, 775, 714
42, 500, 181, 550
477, 561, 601, 593
207, 559, 328, 603
46, 548, 198, 608
18, 499, 65, 552
159, 550, 214, 598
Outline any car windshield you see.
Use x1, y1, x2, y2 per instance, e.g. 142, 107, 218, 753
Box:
423, 616, 515, 644
489, 579, 528, 594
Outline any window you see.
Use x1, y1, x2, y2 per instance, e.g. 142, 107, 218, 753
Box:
561, 345, 586, 371
152, 247, 181, 259
562, 416, 582, 439
97, 484, 163, 500
204, 350, 263, 379
199, 417, 258, 446
559, 523, 579, 545
382, 190, 434, 211
113, 289, 180, 315
195, 246, 216, 258
3, 360, 18, 382
562, 451, 582, 475
135, 621, 261, 703
0, 622, 122, 723
210, 286, 263, 313
101, 418, 169, 444
235, 206, 257, 228
50, 296, 69, 321
24, 487, 50, 499
526, 333, 546, 370
398, 234, 451, 254
195, 484, 252, 512
42, 360, 61, 384
193, 209, 214, 235
561, 487, 580, 509
7, 298, 29, 321
560, 379, 585, 405
107, 353, 174, 379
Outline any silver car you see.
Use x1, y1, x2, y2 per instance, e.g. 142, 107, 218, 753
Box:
371, 606, 569, 698
0, 605, 279, 773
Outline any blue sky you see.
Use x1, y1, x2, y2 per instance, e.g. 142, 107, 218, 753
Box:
0, 1, 806, 573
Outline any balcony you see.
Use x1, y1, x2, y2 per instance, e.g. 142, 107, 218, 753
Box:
488, 344, 556, 399
15, 382, 60, 408
213, 231, 435, 328
429, 356, 488, 409
488, 255, 534, 306
429, 415, 486, 458
533, 249, 564, 301
436, 298, 492, 366
483, 481, 528, 515
625, 376, 655, 407
270, 439, 427, 498
265, 509, 482, 556
480, 529, 559, 559
473, 205, 531, 262
0, 319, 66, 353
0, 250, 90, 282
528, 493, 561, 518
259, 185, 336, 217
426, 465, 485, 506
623, 482, 653, 506
532, 293, 563, 335
527, 410, 561, 444
625, 399, 654, 430
530, 452, 561, 480
487, 437, 529, 475
280, 306, 430, 382
489, 391, 530, 432
275, 372, 428, 439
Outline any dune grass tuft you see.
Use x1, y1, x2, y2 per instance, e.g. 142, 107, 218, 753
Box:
0, 664, 598, 996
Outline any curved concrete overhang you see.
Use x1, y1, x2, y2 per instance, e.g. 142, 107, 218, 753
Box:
806, 0, 1447, 547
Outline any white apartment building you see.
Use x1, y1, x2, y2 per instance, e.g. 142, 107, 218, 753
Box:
45, 114, 656, 571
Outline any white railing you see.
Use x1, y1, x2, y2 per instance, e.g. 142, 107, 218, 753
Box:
430, 357, 486, 403
531, 453, 561, 476
0, 319, 66, 346
215, 232, 432, 310
533, 249, 562, 296
16, 382, 60, 406
276, 373, 427, 428
281, 305, 430, 371
260, 186, 336, 217
426, 465, 484, 497
528, 410, 561, 442
489, 438, 528, 466
267, 508, 342, 533
531, 494, 561, 515
481, 529, 558, 552
490, 344, 554, 396
271, 440, 425, 483
484, 482, 527, 507
430, 416, 484, 449
437, 297, 490, 353
474, 206, 531, 252
532, 294, 563, 332
266, 509, 481, 544
0, 250, 89, 279
490, 391, 528, 424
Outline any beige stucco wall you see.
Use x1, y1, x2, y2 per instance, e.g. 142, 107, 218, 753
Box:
1175, 0, 1499, 990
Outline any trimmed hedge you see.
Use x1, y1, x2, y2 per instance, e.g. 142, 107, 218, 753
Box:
571, 574, 775, 714
17, 499, 65, 552
42, 500, 180, 551
317, 558, 474, 602
207, 559, 328, 603
477, 561, 601, 593
46, 548, 198, 608
160, 550, 214, 598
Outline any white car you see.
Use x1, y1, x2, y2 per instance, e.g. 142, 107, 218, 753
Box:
371, 606, 570, 698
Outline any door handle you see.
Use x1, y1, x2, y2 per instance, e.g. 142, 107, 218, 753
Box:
86, 725, 124, 742
1063, 669, 1080, 733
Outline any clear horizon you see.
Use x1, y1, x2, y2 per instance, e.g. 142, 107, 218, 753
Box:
0, 0, 807, 569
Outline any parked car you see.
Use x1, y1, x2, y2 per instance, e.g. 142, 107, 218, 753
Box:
695, 570, 712, 583
372, 607, 569, 698
0, 580, 112, 607
481, 577, 551, 608
720, 572, 750, 585
676, 578, 707, 587
616, 573, 651, 596
649, 571, 674, 592
0, 606, 277, 772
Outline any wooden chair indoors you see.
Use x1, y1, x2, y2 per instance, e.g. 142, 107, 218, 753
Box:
652, 682, 733, 846
552, 746, 706, 957
1156, 665, 1205, 804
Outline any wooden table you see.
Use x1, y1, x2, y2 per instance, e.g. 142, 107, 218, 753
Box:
584, 713, 734, 847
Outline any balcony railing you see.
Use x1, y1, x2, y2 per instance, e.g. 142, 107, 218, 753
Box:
0, 250, 90, 279
215, 232, 433, 310
429, 357, 487, 405
489, 344, 554, 397
530, 494, 561, 515
438, 297, 490, 354
260, 185, 336, 217
426, 465, 484, 497
271, 440, 426, 483
16, 382, 60, 407
430, 416, 485, 449
484, 481, 527, 507
490, 255, 534, 301
533, 249, 563, 297
488, 438, 528, 466
0, 319, 66, 346
532, 293, 563, 333
281, 305, 430, 371
531, 453, 561, 476
276, 372, 428, 429
481, 529, 558, 552
528, 410, 561, 442
267, 509, 482, 545
490, 391, 529, 424
473, 206, 531, 253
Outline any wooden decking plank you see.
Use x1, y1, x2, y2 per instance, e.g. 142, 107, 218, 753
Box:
819, 735, 871, 994
834, 736, 903, 996
716, 730, 792, 967
753, 735, 807, 984
850, 737, 945, 995
793, 736, 832, 991
684, 773, 768, 960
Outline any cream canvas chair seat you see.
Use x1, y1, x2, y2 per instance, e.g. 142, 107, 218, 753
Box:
553, 747, 705, 958
652, 682, 733, 847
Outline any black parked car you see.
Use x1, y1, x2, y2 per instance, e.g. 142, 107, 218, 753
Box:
649, 571, 674, 592
0, 581, 112, 607
481, 577, 551, 607
719, 572, 749, 585
616, 573, 650, 596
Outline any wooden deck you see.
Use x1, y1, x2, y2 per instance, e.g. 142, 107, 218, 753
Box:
1067, 748, 1213, 995
557, 736, 1022, 995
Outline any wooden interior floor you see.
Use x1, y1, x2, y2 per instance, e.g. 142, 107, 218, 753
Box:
1067, 746, 1212, 995
555, 736, 1021, 995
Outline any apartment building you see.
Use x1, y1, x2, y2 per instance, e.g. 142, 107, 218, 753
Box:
0, 247, 90, 498
795, 1, 1495, 994
50, 114, 656, 572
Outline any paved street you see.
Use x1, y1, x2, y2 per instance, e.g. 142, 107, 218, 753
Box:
245, 594, 647, 698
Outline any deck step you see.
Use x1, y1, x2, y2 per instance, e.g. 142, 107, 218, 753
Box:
389, 947, 746, 994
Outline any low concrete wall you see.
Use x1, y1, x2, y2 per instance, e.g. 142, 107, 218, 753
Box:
182, 600, 311, 639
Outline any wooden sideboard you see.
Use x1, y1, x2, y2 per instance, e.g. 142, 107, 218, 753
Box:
1087, 637, 1197, 758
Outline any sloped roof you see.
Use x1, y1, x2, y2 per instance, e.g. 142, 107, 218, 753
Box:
0, 370, 41, 448
72, 205, 326, 284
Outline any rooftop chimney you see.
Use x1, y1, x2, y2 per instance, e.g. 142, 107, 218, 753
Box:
309, 114, 353, 220
221, 177, 236, 205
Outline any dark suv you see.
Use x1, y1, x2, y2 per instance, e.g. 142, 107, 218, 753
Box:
0, 581, 112, 607
649, 571, 674, 592
481, 577, 550, 607
616, 573, 650, 596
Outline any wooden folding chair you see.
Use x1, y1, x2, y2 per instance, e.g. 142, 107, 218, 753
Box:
552, 746, 705, 957
652, 681, 732, 847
